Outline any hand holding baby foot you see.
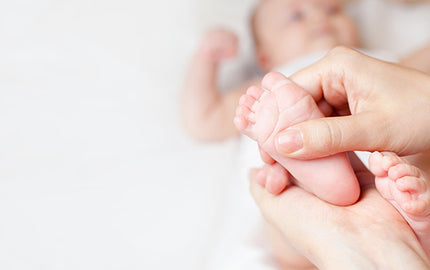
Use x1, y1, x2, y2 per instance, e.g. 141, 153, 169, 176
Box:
249, 159, 430, 269
198, 28, 238, 62
277, 47, 430, 159
235, 72, 359, 205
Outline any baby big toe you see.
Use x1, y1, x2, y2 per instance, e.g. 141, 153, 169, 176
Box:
261, 72, 290, 90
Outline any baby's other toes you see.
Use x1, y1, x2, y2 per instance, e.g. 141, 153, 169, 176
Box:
381, 153, 403, 172
401, 198, 430, 217
396, 176, 427, 194
246, 85, 265, 101
239, 94, 258, 110
389, 163, 422, 180
234, 105, 255, 134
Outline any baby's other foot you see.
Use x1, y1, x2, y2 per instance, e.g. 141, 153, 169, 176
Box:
234, 72, 359, 206
369, 152, 430, 234
256, 162, 290, 195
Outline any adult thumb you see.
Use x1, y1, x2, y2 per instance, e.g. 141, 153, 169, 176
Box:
275, 112, 385, 159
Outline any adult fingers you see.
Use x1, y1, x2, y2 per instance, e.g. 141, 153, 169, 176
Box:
274, 112, 388, 159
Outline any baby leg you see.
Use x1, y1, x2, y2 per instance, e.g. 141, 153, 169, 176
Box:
369, 151, 430, 256
234, 72, 359, 206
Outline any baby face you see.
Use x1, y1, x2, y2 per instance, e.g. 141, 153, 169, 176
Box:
253, 0, 360, 71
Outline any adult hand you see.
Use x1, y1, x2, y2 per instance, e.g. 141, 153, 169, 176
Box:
249, 154, 430, 269
270, 46, 430, 159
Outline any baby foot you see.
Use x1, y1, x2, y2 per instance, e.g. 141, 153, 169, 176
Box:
369, 152, 430, 243
234, 72, 360, 206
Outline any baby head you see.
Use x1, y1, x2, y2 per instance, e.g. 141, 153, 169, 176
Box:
251, 0, 360, 71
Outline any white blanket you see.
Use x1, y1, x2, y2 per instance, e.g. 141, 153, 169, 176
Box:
0, 0, 429, 269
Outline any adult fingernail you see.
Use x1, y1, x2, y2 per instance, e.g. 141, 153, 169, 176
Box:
276, 129, 303, 154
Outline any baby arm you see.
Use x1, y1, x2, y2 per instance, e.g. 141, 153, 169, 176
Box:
401, 43, 430, 73
181, 29, 258, 141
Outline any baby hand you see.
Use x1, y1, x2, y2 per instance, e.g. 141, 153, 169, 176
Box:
198, 28, 238, 62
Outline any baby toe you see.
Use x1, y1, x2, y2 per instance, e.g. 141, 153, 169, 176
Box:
369, 152, 387, 177
235, 105, 252, 121
233, 115, 248, 131
239, 94, 258, 110
261, 72, 289, 90
389, 163, 422, 180
381, 154, 403, 172
375, 176, 394, 200
396, 176, 427, 194
246, 85, 265, 101
401, 199, 429, 216
234, 105, 255, 134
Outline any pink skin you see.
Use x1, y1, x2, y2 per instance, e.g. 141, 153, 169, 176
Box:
234, 72, 360, 206
369, 151, 430, 257
256, 162, 290, 195
257, 145, 291, 194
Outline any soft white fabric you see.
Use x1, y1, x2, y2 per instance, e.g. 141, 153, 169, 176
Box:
0, 0, 429, 270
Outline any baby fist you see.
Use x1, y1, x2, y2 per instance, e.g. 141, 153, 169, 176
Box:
199, 28, 238, 62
